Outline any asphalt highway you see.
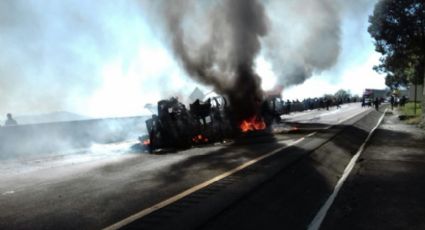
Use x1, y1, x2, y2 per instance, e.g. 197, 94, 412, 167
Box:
0, 103, 372, 229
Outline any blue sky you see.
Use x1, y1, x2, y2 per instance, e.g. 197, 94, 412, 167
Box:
0, 0, 386, 118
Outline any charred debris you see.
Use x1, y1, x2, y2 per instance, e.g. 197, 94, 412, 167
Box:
139, 94, 286, 153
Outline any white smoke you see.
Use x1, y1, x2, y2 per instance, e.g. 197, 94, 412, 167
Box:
263, 0, 341, 87
0, 0, 200, 118
0, 0, 381, 119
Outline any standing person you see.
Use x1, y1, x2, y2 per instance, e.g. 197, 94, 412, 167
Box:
390, 95, 395, 110
336, 98, 342, 109
4, 113, 18, 126
325, 98, 330, 110
286, 100, 291, 114
400, 95, 407, 107
374, 98, 380, 111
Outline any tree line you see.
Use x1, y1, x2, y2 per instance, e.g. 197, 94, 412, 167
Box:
368, 0, 424, 119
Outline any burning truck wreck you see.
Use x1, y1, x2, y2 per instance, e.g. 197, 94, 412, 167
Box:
140, 94, 286, 153
137, 0, 295, 153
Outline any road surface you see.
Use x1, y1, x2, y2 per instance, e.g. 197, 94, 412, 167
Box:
0, 103, 373, 229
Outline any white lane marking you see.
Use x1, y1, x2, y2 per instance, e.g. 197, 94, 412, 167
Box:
104, 107, 369, 230
306, 132, 317, 138
318, 109, 341, 117
325, 107, 371, 129
283, 103, 359, 121
308, 108, 388, 230
288, 105, 368, 125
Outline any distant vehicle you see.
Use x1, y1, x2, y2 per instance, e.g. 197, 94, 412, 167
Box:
362, 97, 372, 107
365, 98, 372, 106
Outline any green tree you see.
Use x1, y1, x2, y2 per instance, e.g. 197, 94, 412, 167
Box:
368, 0, 425, 119
334, 89, 351, 101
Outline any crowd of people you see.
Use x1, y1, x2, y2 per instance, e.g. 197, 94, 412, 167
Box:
390, 95, 408, 109
361, 95, 408, 111
0, 94, 382, 127
281, 96, 358, 114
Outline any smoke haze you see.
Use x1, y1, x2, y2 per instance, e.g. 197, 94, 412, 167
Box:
0, 1, 109, 114
0, 0, 197, 119
264, 0, 341, 87
0, 0, 382, 120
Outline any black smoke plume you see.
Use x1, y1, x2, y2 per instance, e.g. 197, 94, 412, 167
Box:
143, 0, 377, 119
144, 0, 268, 121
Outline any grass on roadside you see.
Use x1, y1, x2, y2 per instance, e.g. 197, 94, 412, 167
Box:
400, 102, 422, 124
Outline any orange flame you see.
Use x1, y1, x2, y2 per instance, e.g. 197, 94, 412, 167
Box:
240, 116, 266, 132
192, 134, 209, 143
143, 139, 150, 145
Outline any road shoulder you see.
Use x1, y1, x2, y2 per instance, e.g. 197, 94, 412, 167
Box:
321, 109, 425, 230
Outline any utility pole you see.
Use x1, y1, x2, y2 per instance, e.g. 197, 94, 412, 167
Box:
414, 75, 417, 115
